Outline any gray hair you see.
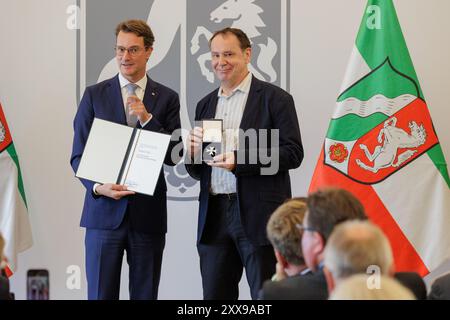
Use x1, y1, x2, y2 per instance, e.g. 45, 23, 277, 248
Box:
324, 220, 393, 280
0, 233, 5, 262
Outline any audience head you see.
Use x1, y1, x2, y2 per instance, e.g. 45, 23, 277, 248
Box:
324, 220, 394, 292
329, 274, 415, 300
428, 273, 450, 300
267, 198, 307, 269
301, 188, 367, 271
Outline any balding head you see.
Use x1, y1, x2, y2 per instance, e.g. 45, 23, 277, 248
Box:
324, 220, 394, 282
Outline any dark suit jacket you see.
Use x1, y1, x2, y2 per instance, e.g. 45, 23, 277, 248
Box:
428, 273, 450, 300
394, 272, 427, 300
260, 269, 328, 300
186, 76, 303, 246
70, 75, 181, 234
0, 274, 12, 300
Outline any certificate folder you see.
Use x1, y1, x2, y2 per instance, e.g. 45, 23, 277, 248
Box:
76, 118, 171, 196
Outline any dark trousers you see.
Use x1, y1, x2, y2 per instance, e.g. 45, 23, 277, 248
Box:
197, 194, 275, 300
85, 213, 165, 300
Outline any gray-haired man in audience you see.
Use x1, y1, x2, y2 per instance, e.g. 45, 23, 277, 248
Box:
323, 220, 394, 293
324, 219, 426, 299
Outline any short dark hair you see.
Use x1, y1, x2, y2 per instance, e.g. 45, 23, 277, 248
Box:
306, 188, 367, 242
209, 27, 251, 50
115, 19, 155, 48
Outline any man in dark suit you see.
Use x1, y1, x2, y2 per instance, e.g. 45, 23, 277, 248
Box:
186, 28, 303, 299
257, 198, 311, 300
260, 188, 367, 300
266, 198, 310, 282
323, 220, 427, 300
70, 20, 181, 300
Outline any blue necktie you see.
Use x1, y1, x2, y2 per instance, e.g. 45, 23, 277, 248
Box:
125, 83, 139, 127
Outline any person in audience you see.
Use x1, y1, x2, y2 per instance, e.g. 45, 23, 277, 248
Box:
329, 274, 415, 300
0, 233, 13, 300
324, 220, 394, 292
259, 198, 310, 299
267, 197, 309, 281
324, 218, 427, 300
260, 187, 367, 300
428, 273, 450, 300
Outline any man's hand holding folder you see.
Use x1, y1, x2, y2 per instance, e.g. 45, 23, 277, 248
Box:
94, 183, 135, 200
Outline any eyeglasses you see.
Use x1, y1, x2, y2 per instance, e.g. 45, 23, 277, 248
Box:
114, 46, 147, 57
296, 223, 316, 233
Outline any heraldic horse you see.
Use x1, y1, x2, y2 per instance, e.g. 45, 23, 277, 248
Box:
356, 116, 427, 173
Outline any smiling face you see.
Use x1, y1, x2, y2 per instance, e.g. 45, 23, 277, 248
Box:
115, 31, 152, 83
210, 33, 251, 92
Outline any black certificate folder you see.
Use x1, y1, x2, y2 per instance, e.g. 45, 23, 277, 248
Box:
76, 118, 171, 196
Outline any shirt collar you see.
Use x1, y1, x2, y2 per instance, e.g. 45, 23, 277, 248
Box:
300, 268, 312, 276
217, 72, 252, 98
118, 73, 147, 91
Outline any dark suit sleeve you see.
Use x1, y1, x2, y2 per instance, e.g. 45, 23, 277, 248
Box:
70, 87, 96, 193
234, 93, 303, 176
0, 275, 13, 300
185, 157, 203, 181
185, 101, 205, 181
428, 275, 450, 300
139, 91, 183, 167
258, 280, 272, 300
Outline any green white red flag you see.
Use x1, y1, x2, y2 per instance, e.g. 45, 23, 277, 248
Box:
0, 102, 33, 276
309, 0, 450, 275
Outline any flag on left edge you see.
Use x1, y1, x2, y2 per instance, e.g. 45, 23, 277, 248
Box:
0, 101, 33, 276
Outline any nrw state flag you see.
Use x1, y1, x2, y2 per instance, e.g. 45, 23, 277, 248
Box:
0, 102, 32, 276
310, 0, 450, 276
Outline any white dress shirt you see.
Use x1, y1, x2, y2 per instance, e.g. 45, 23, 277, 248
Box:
210, 72, 252, 194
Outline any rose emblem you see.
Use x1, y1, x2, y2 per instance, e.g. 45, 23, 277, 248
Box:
329, 143, 348, 163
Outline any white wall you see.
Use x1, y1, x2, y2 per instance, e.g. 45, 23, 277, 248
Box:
0, 0, 449, 299
0, 0, 83, 299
